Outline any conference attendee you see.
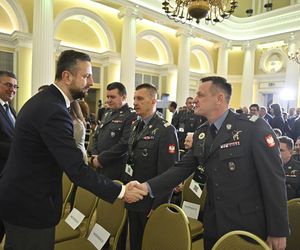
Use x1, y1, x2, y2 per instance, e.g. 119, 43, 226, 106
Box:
259, 106, 272, 124
125, 83, 179, 250
292, 136, 300, 161
269, 103, 285, 135
249, 103, 259, 116
131, 76, 289, 250
91, 82, 137, 181
0, 70, 18, 243
279, 136, 300, 200
172, 96, 206, 150
0, 50, 146, 250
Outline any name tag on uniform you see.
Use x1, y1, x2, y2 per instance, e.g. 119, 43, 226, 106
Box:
125, 164, 133, 176
189, 179, 202, 198
87, 223, 110, 250
65, 208, 85, 229
182, 201, 200, 220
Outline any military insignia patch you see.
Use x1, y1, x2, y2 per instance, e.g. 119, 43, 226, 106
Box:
265, 134, 275, 148
198, 133, 205, 140
168, 144, 176, 154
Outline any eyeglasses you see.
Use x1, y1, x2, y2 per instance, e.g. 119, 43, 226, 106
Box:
0, 82, 19, 90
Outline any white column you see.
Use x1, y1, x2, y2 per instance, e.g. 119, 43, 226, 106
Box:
118, 7, 141, 106
241, 42, 256, 107
176, 29, 191, 107
285, 33, 300, 108
31, 0, 54, 94
217, 41, 230, 78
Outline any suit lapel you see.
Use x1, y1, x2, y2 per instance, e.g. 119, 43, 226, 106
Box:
0, 104, 15, 129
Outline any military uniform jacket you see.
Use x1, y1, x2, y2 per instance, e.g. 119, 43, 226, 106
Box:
91, 103, 136, 180
172, 109, 206, 149
284, 158, 300, 200
125, 112, 179, 212
148, 110, 289, 240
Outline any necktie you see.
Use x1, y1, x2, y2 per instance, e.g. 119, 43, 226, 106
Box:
209, 124, 217, 139
4, 103, 15, 126
137, 120, 145, 133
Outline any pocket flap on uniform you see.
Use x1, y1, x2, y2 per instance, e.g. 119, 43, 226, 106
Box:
219, 146, 243, 160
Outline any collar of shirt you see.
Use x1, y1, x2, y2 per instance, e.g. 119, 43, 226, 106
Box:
0, 98, 8, 108
53, 83, 71, 109
142, 112, 155, 126
211, 109, 229, 132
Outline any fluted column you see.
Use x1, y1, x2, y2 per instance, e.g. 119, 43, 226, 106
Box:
217, 41, 231, 78
176, 29, 191, 107
285, 33, 300, 108
118, 7, 141, 106
241, 42, 256, 107
31, 0, 54, 94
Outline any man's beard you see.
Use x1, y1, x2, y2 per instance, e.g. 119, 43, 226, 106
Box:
69, 88, 86, 100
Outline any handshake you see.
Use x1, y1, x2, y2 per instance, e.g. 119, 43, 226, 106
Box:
123, 181, 149, 203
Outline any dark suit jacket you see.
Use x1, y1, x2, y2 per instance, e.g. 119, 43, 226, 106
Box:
125, 113, 179, 213
148, 110, 289, 240
0, 85, 121, 228
92, 104, 136, 180
0, 103, 16, 173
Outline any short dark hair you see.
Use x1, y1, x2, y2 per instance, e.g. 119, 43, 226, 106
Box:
136, 83, 157, 98
169, 101, 177, 109
107, 82, 127, 96
186, 97, 193, 102
201, 76, 232, 103
279, 136, 294, 151
0, 70, 17, 80
55, 50, 91, 80
270, 103, 282, 116
250, 104, 259, 111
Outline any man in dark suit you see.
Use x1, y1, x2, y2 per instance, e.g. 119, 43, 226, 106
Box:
131, 76, 289, 250
91, 82, 137, 180
125, 83, 179, 250
0, 70, 18, 243
0, 50, 146, 250
259, 106, 272, 124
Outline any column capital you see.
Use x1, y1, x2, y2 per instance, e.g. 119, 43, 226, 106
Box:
118, 7, 142, 20
11, 31, 32, 48
216, 40, 232, 50
176, 28, 193, 38
242, 41, 256, 51
98, 51, 121, 66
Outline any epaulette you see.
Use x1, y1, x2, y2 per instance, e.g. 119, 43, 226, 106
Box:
247, 114, 259, 122
163, 121, 171, 127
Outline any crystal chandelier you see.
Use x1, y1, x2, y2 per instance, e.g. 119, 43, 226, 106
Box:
162, 0, 238, 25
288, 49, 300, 64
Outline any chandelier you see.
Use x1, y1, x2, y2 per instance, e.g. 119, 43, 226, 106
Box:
162, 0, 238, 25
288, 49, 300, 64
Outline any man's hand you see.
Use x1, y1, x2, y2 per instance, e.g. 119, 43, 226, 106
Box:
266, 236, 286, 250
126, 181, 149, 196
123, 181, 148, 203
91, 155, 101, 168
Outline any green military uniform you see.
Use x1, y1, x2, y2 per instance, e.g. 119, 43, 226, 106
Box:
284, 158, 300, 200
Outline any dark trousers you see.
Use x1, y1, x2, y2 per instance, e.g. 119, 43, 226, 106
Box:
0, 219, 4, 243
203, 233, 218, 250
128, 210, 148, 250
3, 221, 55, 250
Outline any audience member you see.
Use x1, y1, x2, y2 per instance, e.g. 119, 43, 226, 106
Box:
292, 136, 300, 161
269, 103, 285, 135
249, 103, 259, 116
259, 106, 272, 124
279, 136, 300, 200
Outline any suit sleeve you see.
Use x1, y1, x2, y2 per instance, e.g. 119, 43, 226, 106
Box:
251, 119, 289, 237
91, 126, 100, 155
40, 108, 121, 203
98, 112, 136, 165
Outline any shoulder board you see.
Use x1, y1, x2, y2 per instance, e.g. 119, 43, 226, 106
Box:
163, 121, 171, 127
248, 115, 259, 122
130, 109, 136, 113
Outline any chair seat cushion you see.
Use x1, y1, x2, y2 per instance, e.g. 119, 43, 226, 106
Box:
55, 220, 81, 243
189, 218, 203, 238
55, 238, 95, 250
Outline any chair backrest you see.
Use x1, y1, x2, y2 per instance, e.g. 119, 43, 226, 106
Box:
73, 187, 98, 216
212, 230, 270, 250
61, 173, 74, 217
287, 198, 300, 250
181, 174, 207, 213
142, 203, 192, 250
94, 196, 127, 250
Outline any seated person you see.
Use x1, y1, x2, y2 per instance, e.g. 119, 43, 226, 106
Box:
279, 136, 300, 200
292, 136, 300, 162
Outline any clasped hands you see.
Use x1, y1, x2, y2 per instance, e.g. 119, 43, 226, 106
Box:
123, 181, 149, 203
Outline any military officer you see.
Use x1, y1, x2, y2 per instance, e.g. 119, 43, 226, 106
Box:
91, 82, 136, 180
279, 136, 300, 200
132, 76, 289, 250
125, 83, 179, 250
172, 96, 206, 150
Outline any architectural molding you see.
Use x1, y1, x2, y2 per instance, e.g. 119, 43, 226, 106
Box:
190, 45, 214, 73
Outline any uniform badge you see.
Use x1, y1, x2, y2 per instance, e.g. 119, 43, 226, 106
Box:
168, 144, 176, 154
149, 125, 153, 129
100, 124, 104, 128
226, 124, 232, 130
228, 161, 236, 171
265, 134, 275, 148
232, 130, 242, 141
179, 128, 184, 132
198, 133, 205, 140
142, 149, 148, 157
111, 132, 115, 137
